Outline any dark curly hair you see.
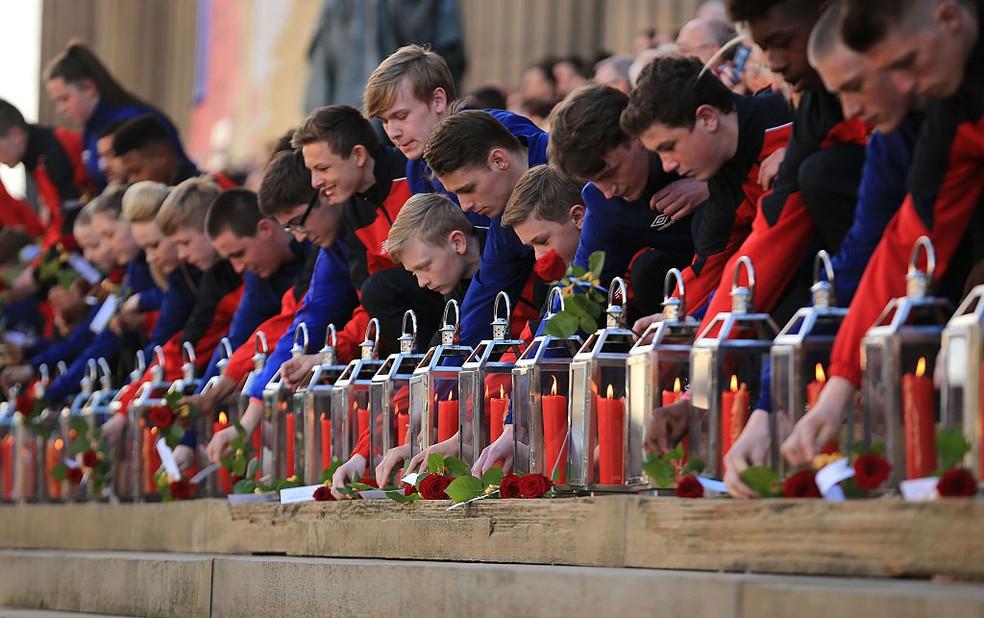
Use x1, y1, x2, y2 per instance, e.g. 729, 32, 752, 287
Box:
547, 84, 629, 180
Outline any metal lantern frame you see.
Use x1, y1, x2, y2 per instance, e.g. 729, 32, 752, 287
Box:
569, 277, 635, 491
459, 292, 526, 468
302, 324, 348, 484
689, 257, 778, 480
512, 287, 582, 484
769, 251, 850, 473
261, 322, 309, 482
627, 268, 699, 488
197, 337, 235, 496
125, 346, 172, 501
369, 311, 423, 480
861, 237, 952, 487
13, 363, 63, 503
333, 319, 384, 461
941, 283, 984, 479
409, 300, 473, 460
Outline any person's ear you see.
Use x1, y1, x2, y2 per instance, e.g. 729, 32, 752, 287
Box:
352, 144, 369, 167
936, 1, 964, 32
695, 104, 719, 132
569, 204, 586, 230
489, 148, 509, 171
255, 218, 276, 239
432, 87, 448, 115
448, 229, 467, 254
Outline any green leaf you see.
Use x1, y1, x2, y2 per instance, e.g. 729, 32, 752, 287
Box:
588, 251, 605, 276
569, 264, 587, 278
682, 458, 705, 475
246, 457, 260, 480
347, 482, 375, 491
164, 425, 183, 449
481, 466, 504, 488
274, 477, 302, 490
51, 462, 68, 481
643, 454, 675, 488
386, 489, 421, 503
444, 456, 469, 477
870, 441, 886, 456
232, 455, 247, 478
444, 475, 484, 504
233, 478, 256, 494
319, 458, 342, 483
936, 427, 971, 473
739, 466, 781, 497
579, 314, 598, 334
565, 294, 588, 318
69, 416, 90, 435
545, 311, 579, 338
427, 452, 446, 475
68, 436, 89, 457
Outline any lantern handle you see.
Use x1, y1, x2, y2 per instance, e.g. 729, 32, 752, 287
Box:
399, 310, 418, 353
732, 256, 755, 292
812, 250, 835, 286
909, 235, 936, 280
811, 250, 837, 308
218, 337, 234, 363
322, 323, 338, 350
442, 299, 460, 333
97, 357, 112, 390
133, 349, 146, 377
492, 292, 512, 339
545, 286, 565, 318
56, 361, 68, 378
293, 322, 310, 351
85, 358, 99, 384
730, 256, 755, 312
606, 277, 628, 327
181, 341, 197, 368
38, 363, 49, 388
661, 268, 686, 318
255, 331, 269, 356
362, 318, 381, 359
153, 345, 166, 369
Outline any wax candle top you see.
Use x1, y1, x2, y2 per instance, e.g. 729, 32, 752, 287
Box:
550, 375, 558, 396
498, 384, 505, 399
673, 377, 682, 394
606, 383, 615, 399
218, 412, 228, 425
815, 363, 826, 384
729, 374, 738, 392
915, 356, 927, 377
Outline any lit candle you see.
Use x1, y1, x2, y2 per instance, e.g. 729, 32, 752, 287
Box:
1, 435, 13, 500
46, 438, 63, 500
213, 412, 232, 493
720, 375, 749, 465
806, 363, 825, 408
661, 377, 683, 407
285, 406, 296, 479
437, 391, 457, 442
320, 412, 332, 469
358, 406, 370, 439
902, 356, 936, 479
490, 384, 508, 443
541, 376, 568, 483
143, 427, 162, 493
396, 407, 409, 447
597, 383, 626, 485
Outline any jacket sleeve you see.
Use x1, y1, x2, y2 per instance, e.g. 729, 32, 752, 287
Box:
44, 330, 120, 403
198, 275, 277, 387
30, 306, 98, 370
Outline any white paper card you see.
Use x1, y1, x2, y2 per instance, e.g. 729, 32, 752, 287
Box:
900, 477, 939, 502
227, 491, 279, 505
358, 489, 390, 500
67, 253, 103, 284
816, 457, 854, 497
697, 477, 727, 495
190, 462, 221, 485
401, 472, 420, 486
89, 294, 119, 334
279, 484, 323, 504
155, 438, 181, 481
63, 457, 80, 469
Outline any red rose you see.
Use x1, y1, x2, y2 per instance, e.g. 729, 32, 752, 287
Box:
782, 469, 821, 498
518, 473, 553, 498
81, 449, 100, 469
533, 249, 568, 282
66, 467, 83, 484
418, 473, 453, 499
313, 485, 335, 501
675, 474, 704, 498
402, 483, 417, 496
169, 480, 192, 500
500, 473, 522, 499
148, 406, 174, 430
937, 468, 977, 498
853, 453, 891, 491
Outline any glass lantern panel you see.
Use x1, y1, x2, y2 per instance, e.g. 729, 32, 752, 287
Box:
594, 364, 628, 486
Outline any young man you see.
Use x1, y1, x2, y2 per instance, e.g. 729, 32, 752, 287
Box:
111, 114, 200, 186
332, 193, 486, 494
783, 0, 984, 467
292, 105, 445, 355
547, 84, 703, 321
96, 119, 128, 185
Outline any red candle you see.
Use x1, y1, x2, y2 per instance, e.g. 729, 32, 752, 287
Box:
490, 385, 508, 443
980, 362, 984, 475
720, 376, 749, 467
437, 392, 457, 442
541, 376, 568, 484
661, 377, 688, 463
320, 413, 332, 469
213, 412, 232, 493
902, 356, 936, 479
1, 435, 12, 500
358, 408, 370, 438
285, 411, 296, 478
807, 364, 839, 454
597, 384, 625, 485
46, 438, 63, 499
143, 427, 161, 493
396, 409, 409, 447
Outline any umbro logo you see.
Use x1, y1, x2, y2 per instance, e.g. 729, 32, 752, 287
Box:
651, 214, 674, 230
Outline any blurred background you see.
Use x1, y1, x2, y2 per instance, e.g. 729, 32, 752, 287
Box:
1, 0, 714, 193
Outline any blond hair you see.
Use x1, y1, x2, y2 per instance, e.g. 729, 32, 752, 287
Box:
387, 193, 473, 263
502, 165, 584, 228
363, 44, 456, 119
157, 176, 221, 236
122, 181, 170, 224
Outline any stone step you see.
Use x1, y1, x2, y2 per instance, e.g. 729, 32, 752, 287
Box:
2, 549, 984, 618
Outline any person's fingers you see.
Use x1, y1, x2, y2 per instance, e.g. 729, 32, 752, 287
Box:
660, 196, 686, 218
471, 447, 489, 478
501, 452, 513, 475
723, 450, 757, 498
649, 186, 672, 210
404, 452, 424, 475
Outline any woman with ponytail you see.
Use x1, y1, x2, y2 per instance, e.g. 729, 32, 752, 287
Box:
45, 41, 192, 190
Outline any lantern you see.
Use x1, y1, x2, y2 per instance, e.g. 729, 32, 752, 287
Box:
409, 300, 473, 460
302, 325, 348, 484
942, 284, 984, 480
458, 292, 526, 468
261, 323, 308, 482
369, 311, 423, 484
627, 268, 698, 488
861, 237, 951, 486
569, 277, 634, 491
239, 331, 269, 416
512, 287, 581, 486
0, 383, 22, 502
12, 364, 60, 502
690, 257, 778, 480
332, 319, 383, 462
76, 358, 115, 501
197, 338, 234, 497
769, 251, 850, 473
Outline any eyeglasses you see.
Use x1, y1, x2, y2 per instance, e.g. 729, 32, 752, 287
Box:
282, 193, 319, 233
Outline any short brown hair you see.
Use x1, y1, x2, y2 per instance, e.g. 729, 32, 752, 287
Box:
386, 193, 474, 263
258, 149, 317, 217
157, 176, 221, 236
424, 110, 522, 177
122, 181, 170, 224
292, 105, 378, 157
548, 84, 629, 180
87, 184, 129, 220
205, 189, 262, 238
840, 0, 931, 53
364, 44, 457, 119
502, 165, 584, 228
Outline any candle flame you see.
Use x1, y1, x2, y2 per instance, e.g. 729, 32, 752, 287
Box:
218, 412, 228, 424
321, 412, 329, 421
730, 375, 738, 392
150, 427, 158, 436
550, 375, 558, 396
54, 438, 64, 449
673, 377, 682, 393
916, 356, 927, 378
606, 384, 614, 399
499, 384, 505, 399
279, 401, 288, 411
447, 390, 454, 401
815, 363, 826, 383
